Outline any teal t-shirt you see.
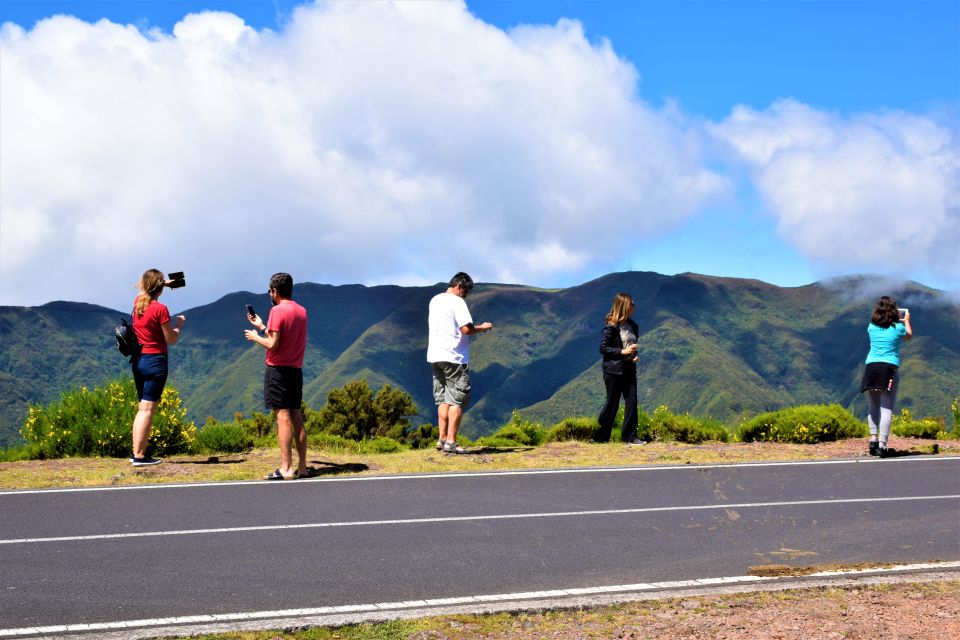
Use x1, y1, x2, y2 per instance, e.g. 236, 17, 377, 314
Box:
866, 323, 908, 366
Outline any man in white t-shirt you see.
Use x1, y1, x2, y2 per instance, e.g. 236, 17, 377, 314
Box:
427, 272, 493, 454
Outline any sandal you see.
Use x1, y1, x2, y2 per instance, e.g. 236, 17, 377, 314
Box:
265, 469, 298, 480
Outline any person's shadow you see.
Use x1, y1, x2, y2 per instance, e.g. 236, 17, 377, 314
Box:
882, 446, 938, 459
450, 446, 536, 455
302, 460, 370, 476
173, 456, 247, 465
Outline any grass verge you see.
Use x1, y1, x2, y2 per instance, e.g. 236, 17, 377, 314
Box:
1, 436, 958, 490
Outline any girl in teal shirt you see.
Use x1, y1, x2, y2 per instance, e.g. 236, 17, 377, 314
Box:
861, 296, 912, 457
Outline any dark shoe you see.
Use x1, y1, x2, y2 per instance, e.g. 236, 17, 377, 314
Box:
878, 446, 889, 458
265, 468, 297, 480
626, 438, 647, 445
131, 456, 162, 467
869, 441, 879, 456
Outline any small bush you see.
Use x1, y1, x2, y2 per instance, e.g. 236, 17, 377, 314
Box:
474, 436, 529, 449
737, 404, 866, 444
357, 436, 405, 454
307, 431, 355, 451
21, 378, 196, 459
195, 419, 253, 453
406, 423, 440, 449
305, 431, 408, 454
547, 417, 600, 442
0, 443, 43, 462
476, 412, 547, 447
891, 408, 944, 439
642, 406, 730, 443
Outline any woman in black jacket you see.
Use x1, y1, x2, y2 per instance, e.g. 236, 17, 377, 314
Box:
597, 292, 645, 444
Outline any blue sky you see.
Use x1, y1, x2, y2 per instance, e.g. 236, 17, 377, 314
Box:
1, 0, 957, 310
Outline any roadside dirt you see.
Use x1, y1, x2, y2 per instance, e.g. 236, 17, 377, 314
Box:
407, 580, 960, 640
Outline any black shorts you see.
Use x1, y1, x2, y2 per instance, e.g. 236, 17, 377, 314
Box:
264, 366, 303, 410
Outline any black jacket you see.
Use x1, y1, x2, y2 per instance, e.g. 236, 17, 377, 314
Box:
599, 318, 638, 376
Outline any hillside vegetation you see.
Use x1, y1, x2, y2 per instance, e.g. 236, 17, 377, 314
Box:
1, 272, 957, 446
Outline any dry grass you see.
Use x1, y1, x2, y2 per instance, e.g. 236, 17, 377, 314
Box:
1, 435, 957, 490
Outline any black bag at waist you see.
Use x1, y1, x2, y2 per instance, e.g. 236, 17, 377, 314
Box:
860, 362, 898, 393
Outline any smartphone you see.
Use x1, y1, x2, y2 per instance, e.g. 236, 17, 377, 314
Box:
898, 308, 908, 320
167, 271, 186, 289
245, 304, 256, 318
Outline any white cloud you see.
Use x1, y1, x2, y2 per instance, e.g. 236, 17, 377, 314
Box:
710, 99, 960, 289
0, 0, 725, 310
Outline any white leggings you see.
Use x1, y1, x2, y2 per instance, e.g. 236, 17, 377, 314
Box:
866, 371, 899, 444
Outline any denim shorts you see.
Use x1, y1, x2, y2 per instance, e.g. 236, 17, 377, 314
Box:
133, 353, 168, 402
264, 366, 303, 410
431, 362, 471, 408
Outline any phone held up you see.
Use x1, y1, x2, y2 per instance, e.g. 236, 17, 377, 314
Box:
245, 304, 256, 319
898, 308, 909, 321
167, 271, 186, 289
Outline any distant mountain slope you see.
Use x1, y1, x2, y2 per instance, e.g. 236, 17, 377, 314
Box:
1, 273, 957, 447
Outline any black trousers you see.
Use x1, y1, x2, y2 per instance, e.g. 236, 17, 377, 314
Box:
596, 366, 638, 442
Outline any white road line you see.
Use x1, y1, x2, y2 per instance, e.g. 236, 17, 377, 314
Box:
1, 455, 956, 496
3, 494, 958, 546
1, 561, 958, 638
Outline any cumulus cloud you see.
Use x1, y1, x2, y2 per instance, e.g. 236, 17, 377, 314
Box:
0, 0, 726, 310
710, 99, 960, 289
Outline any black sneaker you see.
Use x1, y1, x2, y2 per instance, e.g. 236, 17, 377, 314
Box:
869, 441, 879, 456
877, 446, 889, 459
131, 456, 162, 466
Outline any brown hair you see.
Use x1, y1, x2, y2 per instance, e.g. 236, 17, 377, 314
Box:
870, 296, 900, 329
604, 293, 634, 326
134, 269, 165, 316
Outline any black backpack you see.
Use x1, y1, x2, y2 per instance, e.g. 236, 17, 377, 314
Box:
114, 318, 139, 360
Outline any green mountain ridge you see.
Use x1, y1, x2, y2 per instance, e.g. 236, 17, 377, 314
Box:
1, 272, 957, 447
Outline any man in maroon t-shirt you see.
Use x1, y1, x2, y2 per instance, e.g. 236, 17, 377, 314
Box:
245, 272, 309, 480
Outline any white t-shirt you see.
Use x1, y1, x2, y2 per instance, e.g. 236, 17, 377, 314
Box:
427, 292, 473, 363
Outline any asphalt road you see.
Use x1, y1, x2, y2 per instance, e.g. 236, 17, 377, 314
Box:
1, 457, 958, 637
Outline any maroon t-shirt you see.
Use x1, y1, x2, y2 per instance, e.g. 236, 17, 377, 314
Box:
132, 298, 171, 354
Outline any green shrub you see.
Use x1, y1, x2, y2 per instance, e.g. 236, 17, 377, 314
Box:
357, 436, 405, 454
0, 443, 43, 462
20, 378, 196, 459
474, 436, 528, 448
476, 412, 547, 447
891, 408, 945, 439
305, 431, 407, 454
195, 418, 253, 453
315, 380, 418, 441
642, 406, 730, 443
406, 423, 440, 449
547, 417, 600, 442
736, 404, 866, 444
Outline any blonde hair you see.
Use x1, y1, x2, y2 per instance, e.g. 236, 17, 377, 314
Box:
134, 269, 165, 316
604, 292, 634, 326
